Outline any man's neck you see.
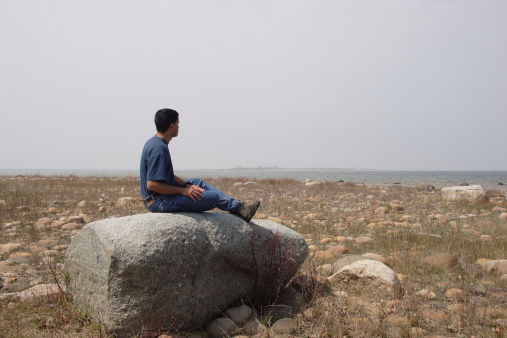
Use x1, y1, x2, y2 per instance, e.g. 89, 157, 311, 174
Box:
156, 132, 172, 143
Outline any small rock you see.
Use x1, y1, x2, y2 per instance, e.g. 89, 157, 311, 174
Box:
51, 220, 66, 228
329, 259, 402, 296
416, 289, 436, 300
242, 319, 265, 335
355, 236, 374, 244
328, 245, 349, 255
271, 318, 297, 335
0, 243, 22, 254
476, 258, 492, 265
479, 235, 492, 241
480, 260, 507, 274
66, 215, 84, 223
13, 283, 64, 303
8, 252, 32, 258
389, 203, 404, 211
207, 317, 237, 338
6, 256, 30, 264
29, 280, 42, 287
385, 314, 410, 327
420, 305, 449, 323
35, 217, 52, 226
422, 253, 460, 271
39, 250, 60, 257
441, 185, 487, 202
435, 214, 447, 224
318, 264, 332, 273
475, 307, 507, 318
447, 303, 467, 313
313, 251, 334, 260
319, 237, 333, 244
225, 304, 252, 324
332, 290, 348, 298
61, 222, 82, 231
445, 288, 464, 301
117, 197, 133, 204
333, 236, 347, 243
39, 239, 58, 246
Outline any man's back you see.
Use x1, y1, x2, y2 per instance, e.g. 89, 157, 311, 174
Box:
140, 135, 174, 200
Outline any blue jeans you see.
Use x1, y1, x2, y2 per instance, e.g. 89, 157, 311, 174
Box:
144, 178, 241, 213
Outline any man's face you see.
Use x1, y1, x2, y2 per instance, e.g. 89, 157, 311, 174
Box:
171, 119, 179, 137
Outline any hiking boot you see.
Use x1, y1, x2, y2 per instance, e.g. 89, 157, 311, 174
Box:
232, 201, 260, 223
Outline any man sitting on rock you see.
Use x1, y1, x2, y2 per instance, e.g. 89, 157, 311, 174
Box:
140, 108, 260, 222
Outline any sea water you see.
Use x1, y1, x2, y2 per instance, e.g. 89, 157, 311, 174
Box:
1, 169, 505, 191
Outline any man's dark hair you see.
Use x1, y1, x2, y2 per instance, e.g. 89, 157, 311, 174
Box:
155, 108, 179, 132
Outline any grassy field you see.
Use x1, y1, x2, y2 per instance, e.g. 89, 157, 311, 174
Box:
0, 176, 506, 337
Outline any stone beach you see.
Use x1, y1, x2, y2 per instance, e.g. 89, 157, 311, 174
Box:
0, 176, 506, 336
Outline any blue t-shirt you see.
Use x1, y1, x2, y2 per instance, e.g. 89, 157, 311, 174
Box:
140, 135, 175, 199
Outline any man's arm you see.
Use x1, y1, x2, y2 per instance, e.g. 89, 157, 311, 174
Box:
147, 180, 204, 202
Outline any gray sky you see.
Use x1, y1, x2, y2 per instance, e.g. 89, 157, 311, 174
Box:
1, 1, 506, 171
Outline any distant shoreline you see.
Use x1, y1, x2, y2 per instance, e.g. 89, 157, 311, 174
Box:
1, 168, 506, 173
1, 168, 505, 191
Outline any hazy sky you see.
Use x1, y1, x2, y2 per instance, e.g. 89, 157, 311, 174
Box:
1, 1, 505, 171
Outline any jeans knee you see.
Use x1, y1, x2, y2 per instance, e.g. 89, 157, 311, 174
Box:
202, 192, 220, 209
188, 178, 205, 187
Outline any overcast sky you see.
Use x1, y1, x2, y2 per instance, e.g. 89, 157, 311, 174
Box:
1, 1, 505, 171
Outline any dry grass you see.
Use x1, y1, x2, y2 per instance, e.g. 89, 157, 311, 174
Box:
0, 176, 506, 337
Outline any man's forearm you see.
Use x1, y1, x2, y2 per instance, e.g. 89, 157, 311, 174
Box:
147, 179, 204, 202
147, 180, 185, 195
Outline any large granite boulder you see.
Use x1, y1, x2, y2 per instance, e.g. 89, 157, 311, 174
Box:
441, 185, 487, 202
64, 212, 307, 336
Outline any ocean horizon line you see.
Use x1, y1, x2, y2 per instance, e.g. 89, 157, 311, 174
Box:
1, 168, 506, 172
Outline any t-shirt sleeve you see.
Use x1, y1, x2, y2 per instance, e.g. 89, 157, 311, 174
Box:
146, 154, 169, 182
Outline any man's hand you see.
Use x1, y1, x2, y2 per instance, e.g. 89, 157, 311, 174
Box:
183, 185, 204, 202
